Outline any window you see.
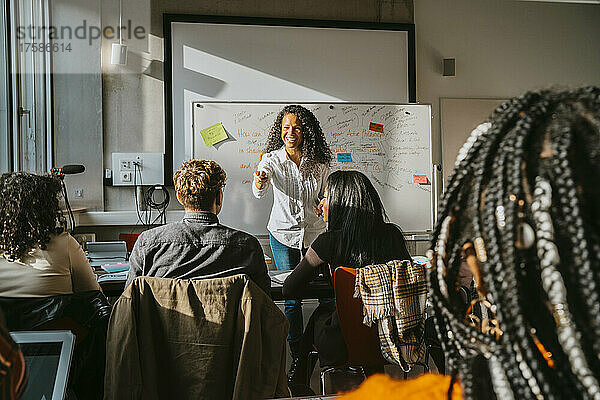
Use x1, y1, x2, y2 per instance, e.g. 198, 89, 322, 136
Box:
1, 0, 53, 173
0, 0, 10, 172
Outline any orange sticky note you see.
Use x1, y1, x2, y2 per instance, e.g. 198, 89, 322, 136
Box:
413, 175, 428, 184
369, 122, 384, 133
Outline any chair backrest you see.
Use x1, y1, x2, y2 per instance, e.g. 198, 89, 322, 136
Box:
334, 267, 387, 367
0, 291, 111, 400
105, 275, 288, 400
118, 233, 140, 253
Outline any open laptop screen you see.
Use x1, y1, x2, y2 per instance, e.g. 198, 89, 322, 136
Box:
10, 331, 75, 400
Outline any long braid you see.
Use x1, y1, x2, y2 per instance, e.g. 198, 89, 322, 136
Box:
491, 97, 556, 399
467, 93, 546, 398
428, 87, 600, 400
551, 108, 600, 355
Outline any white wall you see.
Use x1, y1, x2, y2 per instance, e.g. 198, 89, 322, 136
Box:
100, 0, 413, 212
171, 22, 410, 175
52, 0, 104, 210
415, 0, 600, 173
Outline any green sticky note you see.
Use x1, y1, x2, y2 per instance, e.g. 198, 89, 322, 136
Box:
200, 122, 228, 146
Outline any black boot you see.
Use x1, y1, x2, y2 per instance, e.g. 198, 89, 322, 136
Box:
287, 342, 314, 396
287, 342, 304, 384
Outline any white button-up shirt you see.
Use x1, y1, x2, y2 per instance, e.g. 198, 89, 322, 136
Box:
252, 147, 329, 249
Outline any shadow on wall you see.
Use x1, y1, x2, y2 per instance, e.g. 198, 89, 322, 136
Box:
167, 21, 411, 103
178, 62, 227, 98
143, 59, 164, 81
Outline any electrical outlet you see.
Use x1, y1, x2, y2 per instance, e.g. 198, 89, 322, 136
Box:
112, 152, 164, 186
120, 160, 133, 171
73, 188, 83, 198
121, 171, 132, 182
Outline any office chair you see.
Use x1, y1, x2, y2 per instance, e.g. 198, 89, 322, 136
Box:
310, 267, 388, 394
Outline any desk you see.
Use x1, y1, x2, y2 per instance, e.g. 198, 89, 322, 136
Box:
98, 270, 333, 301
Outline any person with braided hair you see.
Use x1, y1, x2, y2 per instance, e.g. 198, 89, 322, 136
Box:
333, 87, 599, 400
0, 172, 100, 297
426, 87, 600, 400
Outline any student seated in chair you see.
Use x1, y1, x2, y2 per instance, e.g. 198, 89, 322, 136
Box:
0, 172, 110, 400
0, 172, 101, 297
126, 159, 270, 295
339, 87, 600, 400
282, 170, 412, 394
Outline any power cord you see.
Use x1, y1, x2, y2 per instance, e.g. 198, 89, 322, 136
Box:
133, 163, 170, 227
133, 163, 145, 226
145, 185, 170, 225
60, 179, 75, 232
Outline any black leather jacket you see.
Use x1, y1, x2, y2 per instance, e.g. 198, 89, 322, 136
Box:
0, 290, 111, 400
0, 290, 111, 330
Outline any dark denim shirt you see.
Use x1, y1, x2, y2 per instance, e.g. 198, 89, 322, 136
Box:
126, 211, 270, 295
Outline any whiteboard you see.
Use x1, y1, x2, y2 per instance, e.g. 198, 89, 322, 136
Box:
191, 103, 433, 235
166, 18, 414, 180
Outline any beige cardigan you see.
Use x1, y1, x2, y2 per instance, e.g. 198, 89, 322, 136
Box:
0, 232, 100, 297
104, 275, 289, 400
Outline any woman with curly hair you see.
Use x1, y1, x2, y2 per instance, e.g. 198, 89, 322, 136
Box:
252, 105, 333, 374
0, 172, 100, 297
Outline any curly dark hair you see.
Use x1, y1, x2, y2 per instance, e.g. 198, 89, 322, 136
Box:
0, 172, 64, 261
428, 87, 600, 400
264, 105, 332, 177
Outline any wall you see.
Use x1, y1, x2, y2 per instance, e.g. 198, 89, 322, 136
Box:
100, 0, 413, 212
52, 0, 104, 210
415, 0, 600, 174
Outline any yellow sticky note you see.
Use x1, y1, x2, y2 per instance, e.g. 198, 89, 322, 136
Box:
200, 122, 228, 146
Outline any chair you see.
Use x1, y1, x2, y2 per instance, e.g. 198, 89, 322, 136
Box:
329, 265, 437, 391
105, 275, 289, 400
118, 232, 140, 253
313, 267, 388, 394
0, 290, 111, 400
423, 316, 445, 374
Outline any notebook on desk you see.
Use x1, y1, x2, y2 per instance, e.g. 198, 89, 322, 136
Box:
10, 330, 75, 400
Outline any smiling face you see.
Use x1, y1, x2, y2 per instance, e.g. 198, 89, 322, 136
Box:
280, 113, 303, 151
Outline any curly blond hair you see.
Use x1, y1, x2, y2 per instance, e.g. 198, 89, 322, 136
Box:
173, 159, 226, 211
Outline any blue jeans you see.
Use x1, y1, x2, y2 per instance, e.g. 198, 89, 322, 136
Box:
269, 234, 335, 349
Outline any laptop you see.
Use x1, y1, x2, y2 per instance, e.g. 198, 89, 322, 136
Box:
10, 330, 75, 400
86, 241, 129, 271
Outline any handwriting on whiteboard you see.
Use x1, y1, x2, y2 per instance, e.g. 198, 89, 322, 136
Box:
196, 105, 429, 194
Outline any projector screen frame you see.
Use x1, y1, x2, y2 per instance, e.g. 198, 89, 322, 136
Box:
163, 14, 416, 183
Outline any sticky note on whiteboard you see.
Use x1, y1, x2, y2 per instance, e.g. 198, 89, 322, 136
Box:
369, 122, 384, 133
337, 153, 352, 162
413, 175, 428, 184
200, 122, 228, 146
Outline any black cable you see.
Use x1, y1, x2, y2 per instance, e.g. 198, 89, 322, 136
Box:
60, 179, 75, 233
145, 185, 170, 225
133, 164, 145, 226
